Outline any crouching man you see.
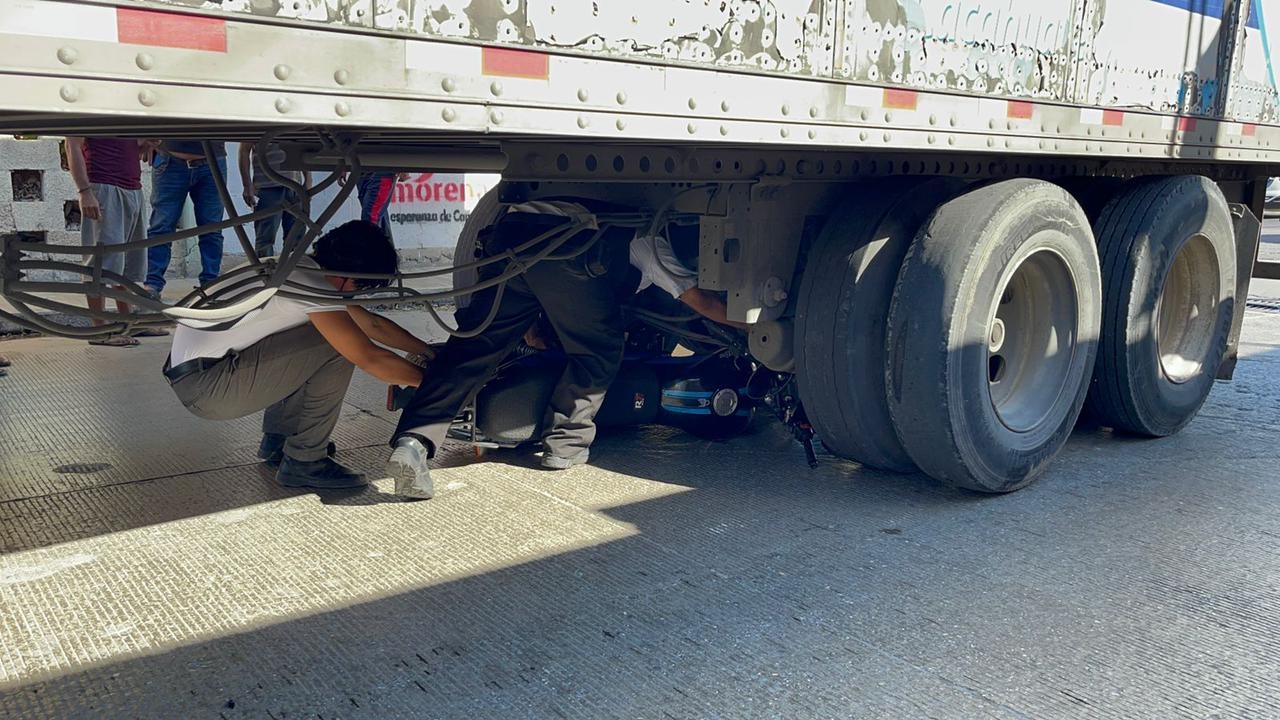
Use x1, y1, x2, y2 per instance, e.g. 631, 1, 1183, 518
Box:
163, 220, 433, 490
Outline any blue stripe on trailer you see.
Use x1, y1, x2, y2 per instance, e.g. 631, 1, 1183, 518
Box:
1147, 0, 1260, 28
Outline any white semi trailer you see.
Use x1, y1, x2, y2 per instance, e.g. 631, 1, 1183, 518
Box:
1, 0, 1276, 491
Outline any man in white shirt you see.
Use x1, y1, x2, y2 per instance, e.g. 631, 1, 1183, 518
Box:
165, 220, 433, 493
385, 202, 742, 493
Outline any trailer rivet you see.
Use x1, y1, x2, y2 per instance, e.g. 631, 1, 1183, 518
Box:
59, 85, 79, 103
885, 112, 893, 123
782, 104, 792, 115
335, 69, 351, 85
948, 136, 956, 145
883, 132, 891, 142
578, 116, 591, 129
685, 97, 697, 110
809, 106, 820, 118
928, 114, 937, 126
687, 122, 697, 134
443, 108, 457, 122
135, 53, 155, 71
950, 115, 957, 127
928, 134, 937, 144
442, 78, 457, 93
721, 125, 729, 136
987, 138, 996, 147
721, 100, 730, 112
335, 101, 351, 117
274, 98, 291, 114
859, 131, 868, 141
56, 47, 78, 65
616, 91, 627, 105
491, 81, 504, 96
273, 64, 292, 81
490, 109, 504, 124
138, 90, 157, 107
616, 119, 627, 131
859, 109, 869, 121
808, 129, 817, 140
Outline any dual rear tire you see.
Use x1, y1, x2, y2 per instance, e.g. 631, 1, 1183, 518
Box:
795, 176, 1236, 492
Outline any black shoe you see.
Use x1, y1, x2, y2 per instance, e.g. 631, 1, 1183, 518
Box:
540, 449, 590, 470
276, 456, 367, 490
259, 434, 335, 467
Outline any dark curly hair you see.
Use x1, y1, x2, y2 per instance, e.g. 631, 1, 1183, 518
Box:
310, 220, 399, 289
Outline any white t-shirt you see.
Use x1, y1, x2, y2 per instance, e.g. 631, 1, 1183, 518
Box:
169, 258, 348, 364
629, 233, 698, 299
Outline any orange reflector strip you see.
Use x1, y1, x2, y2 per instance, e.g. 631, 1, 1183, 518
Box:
482, 47, 549, 79
1102, 110, 1124, 126
117, 8, 226, 52
1244, 123, 1258, 137
882, 88, 918, 111
1178, 116, 1198, 132
1006, 101, 1033, 119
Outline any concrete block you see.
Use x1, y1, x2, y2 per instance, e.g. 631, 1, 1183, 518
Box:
0, 138, 61, 170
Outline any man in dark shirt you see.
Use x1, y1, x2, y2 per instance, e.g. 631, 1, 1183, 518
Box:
144, 140, 228, 297
66, 137, 163, 347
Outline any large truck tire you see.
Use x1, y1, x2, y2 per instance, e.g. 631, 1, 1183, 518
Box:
1085, 175, 1236, 437
886, 180, 1102, 493
794, 179, 962, 472
453, 184, 504, 311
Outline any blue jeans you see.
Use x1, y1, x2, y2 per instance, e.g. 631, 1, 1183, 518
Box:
357, 171, 395, 240
252, 185, 299, 258
146, 154, 227, 291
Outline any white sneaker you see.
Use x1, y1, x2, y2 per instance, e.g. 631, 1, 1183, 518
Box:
386, 436, 433, 499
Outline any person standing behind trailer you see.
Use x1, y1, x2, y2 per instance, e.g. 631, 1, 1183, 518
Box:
356, 171, 408, 240
66, 136, 168, 347
163, 220, 434, 490
383, 201, 745, 498
143, 140, 228, 298
238, 142, 311, 258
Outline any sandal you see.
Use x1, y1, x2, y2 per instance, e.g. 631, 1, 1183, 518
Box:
131, 328, 171, 337
89, 336, 140, 347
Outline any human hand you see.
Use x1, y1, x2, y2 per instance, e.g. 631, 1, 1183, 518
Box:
78, 188, 101, 220
242, 189, 256, 208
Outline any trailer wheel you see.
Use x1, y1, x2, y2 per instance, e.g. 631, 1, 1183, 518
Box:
1085, 176, 1235, 436
795, 178, 962, 472
886, 180, 1101, 492
453, 184, 503, 310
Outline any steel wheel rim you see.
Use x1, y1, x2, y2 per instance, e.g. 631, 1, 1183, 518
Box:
1156, 234, 1220, 385
987, 245, 1079, 433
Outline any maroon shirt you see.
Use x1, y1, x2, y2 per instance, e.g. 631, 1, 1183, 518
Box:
83, 138, 142, 190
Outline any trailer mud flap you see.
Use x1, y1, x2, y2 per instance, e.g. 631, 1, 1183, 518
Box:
1219, 203, 1262, 380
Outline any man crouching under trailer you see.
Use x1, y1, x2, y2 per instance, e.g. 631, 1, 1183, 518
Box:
385, 200, 742, 496
163, 220, 434, 491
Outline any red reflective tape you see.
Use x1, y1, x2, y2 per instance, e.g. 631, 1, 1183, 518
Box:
1102, 109, 1124, 126
1006, 101, 1034, 119
1178, 116, 1197, 132
117, 8, 226, 52
882, 88, 918, 111
1244, 123, 1258, 137
481, 47, 549, 79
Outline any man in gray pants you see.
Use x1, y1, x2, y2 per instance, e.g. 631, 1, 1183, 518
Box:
165, 220, 434, 491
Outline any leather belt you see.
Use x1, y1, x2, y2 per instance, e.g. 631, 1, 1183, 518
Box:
162, 355, 226, 385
